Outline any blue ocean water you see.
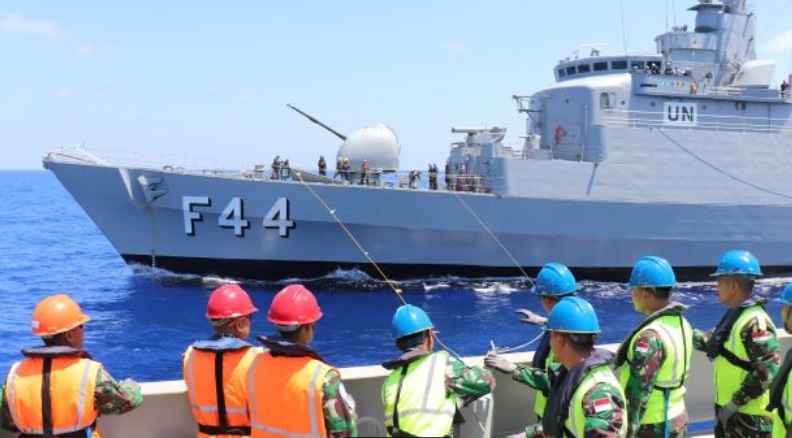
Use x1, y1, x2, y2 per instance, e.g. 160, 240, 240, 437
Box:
0, 170, 787, 383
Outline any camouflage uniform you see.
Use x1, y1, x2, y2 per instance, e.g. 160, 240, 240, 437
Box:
512, 365, 552, 405
624, 330, 688, 438
446, 357, 497, 402
322, 369, 358, 438
523, 363, 627, 438
694, 316, 780, 438
0, 366, 142, 432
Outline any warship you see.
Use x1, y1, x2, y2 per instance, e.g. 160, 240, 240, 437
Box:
44, 0, 792, 282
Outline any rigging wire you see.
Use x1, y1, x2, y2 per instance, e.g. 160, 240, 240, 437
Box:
450, 190, 536, 287
658, 129, 792, 200
293, 171, 471, 361
619, 0, 628, 54
293, 171, 493, 436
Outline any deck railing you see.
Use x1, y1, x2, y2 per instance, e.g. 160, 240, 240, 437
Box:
601, 108, 792, 135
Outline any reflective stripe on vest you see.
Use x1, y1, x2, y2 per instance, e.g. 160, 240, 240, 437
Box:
618, 314, 692, 425
772, 378, 792, 438
714, 306, 775, 416
5, 357, 100, 436
567, 365, 627, 437
183, 345, 261, 436
534, 350, 555, 419
382, 351, 456, 437
246, 353, 333, 438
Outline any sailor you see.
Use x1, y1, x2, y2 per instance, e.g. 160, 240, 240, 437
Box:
360, 160, 370, 186
524, 296, 627, 437
246, 285, 358, 438
333, 157, 342, 179
0, 294, 143, 436
183, 285, 262, 438
767, 283, 792, 438
382, 304, 496, 437
485, 263, 579, 429
694, 250, 779, 438
614, 256, 693, 437
271, 156, 281, 180
318, 155, 327, 176
428, 164, 439, 190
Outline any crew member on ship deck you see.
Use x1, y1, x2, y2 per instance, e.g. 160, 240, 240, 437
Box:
767, 283, 792, 438
381, 304, 495, 437
245, 285, 358, 438
0, 294, 142, 437
183, 285, 262, 438
615, 256, 693, 437
523, 297, 627, 438
693, 250, 779, 438
485, 263, 579, 431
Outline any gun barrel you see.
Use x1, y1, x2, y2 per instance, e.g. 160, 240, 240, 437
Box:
287, 104, 347, 141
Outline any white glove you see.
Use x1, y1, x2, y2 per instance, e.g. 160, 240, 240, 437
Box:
515, 308, 548, 326
718, 402, 739, 426
484, 354, 517, 373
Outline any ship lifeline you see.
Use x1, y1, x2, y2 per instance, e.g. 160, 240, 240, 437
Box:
44, 0, 792, 282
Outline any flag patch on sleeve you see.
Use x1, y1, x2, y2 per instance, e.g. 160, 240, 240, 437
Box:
751, 331, 770, 343
635, 341, 650, 353
593, 397, 612, 413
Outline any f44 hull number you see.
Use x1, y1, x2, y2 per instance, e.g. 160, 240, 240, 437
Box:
183, 196, 295, 238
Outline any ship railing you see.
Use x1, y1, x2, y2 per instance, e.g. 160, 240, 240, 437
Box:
601, 109, 792, 135
44, 145, 285, 180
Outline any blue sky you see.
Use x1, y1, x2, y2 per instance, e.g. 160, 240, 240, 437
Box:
2, 1, 792, 170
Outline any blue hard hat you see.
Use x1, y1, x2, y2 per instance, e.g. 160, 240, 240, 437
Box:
546, 296, 600, 334
776, 283, 792, 306
392, 304, 434, 339
531, 263, 578, 297
629, 256, 676, 288
711, 250, 763, 278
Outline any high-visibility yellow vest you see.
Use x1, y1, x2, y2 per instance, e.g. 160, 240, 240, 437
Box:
772, 375, 792, 438
566, 365, 628, 437
246, 353, 335, 438
183, 345, 262, 438
382, 351, 457, 437
619, 314, 692, 425
714, 306, 775, 417
534, 350, 554, 418
6, 356, 101, 437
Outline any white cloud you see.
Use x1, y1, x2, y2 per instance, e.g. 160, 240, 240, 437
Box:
763, 30, 792, 53
438, 42, 467, 53
0, 13, 68, 39
55, 90, 72, 100
74, 44, 95, 58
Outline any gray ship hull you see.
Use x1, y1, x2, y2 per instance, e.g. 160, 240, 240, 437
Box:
44, 147, 792, 281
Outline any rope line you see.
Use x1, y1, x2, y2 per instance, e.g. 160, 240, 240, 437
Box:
489, 331, 545, 355
658, 129, 792, 200
450, 191, 535, 287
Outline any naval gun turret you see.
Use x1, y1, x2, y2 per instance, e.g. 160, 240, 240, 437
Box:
288, 104, 400, 185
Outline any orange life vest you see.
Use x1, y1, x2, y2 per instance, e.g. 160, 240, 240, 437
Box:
5, 355, 101, 437
183, 345, 263, 438
246, 353, 335, 438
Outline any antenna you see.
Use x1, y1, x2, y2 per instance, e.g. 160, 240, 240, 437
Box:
619, 0, 628, 54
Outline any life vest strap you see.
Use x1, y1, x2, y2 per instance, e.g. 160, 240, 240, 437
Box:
719, 348, 753, 372
19, 420, 97, 438
198, 424, 252, 436
214, 351, 229, 431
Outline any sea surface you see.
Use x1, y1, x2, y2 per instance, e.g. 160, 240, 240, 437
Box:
0, 170, 788, 383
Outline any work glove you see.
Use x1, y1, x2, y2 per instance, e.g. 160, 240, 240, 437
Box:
515, 308, 548, 326
484, 354, 517, 374
717, 401, 739, 426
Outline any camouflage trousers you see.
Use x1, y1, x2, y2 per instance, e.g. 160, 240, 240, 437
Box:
714, 406, 772, 438
635, 422, 686, 438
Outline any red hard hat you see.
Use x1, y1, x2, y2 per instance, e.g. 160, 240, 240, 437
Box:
206, 284, 259, 319
267, 284, 323, 326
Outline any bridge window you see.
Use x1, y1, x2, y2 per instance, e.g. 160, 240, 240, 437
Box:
558, 68, 566, 78
631, 60, 645, 71
578, 64, 591, 73
611, 60, 628, 70
600, 92, 616, 109
566, 66, 576, 76
593, 61, 608, 71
